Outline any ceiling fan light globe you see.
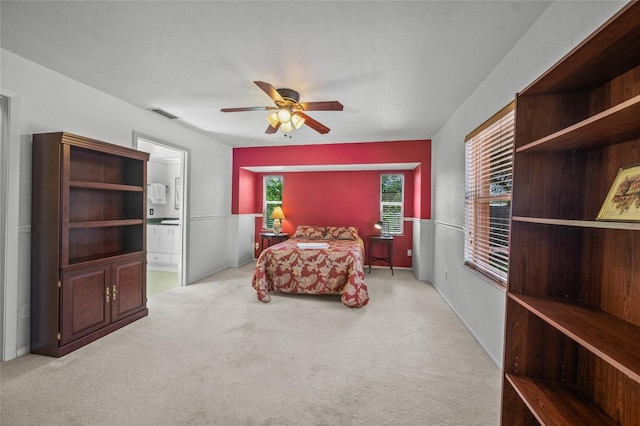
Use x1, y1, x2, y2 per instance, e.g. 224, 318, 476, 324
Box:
291, 114, 305, 129
281, 122, 294, 132
266, 112, 279, 127
277, 109, 292, 123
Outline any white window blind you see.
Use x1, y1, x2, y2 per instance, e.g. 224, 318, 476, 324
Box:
264, 175, 283, 229
380, 174, 404, 235
464, 103, 514, 285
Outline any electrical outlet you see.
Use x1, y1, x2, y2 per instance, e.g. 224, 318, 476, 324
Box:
407, 249, 412, 257
255, 242, 259, 250
21, 304, 30, 319
149, 208, 154, 215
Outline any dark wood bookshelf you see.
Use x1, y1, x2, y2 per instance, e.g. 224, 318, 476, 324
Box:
31, 132, 149, 357
501, 2, 640, 424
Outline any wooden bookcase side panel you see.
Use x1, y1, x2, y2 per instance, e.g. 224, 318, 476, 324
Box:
30, 137, 62, 356
507, 221, 582, 298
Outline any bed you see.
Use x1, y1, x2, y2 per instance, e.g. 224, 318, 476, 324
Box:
252, 225, 369, 308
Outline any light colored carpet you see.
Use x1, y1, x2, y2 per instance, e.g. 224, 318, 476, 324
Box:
147, 270, 180, 298
1, 264, 501, 425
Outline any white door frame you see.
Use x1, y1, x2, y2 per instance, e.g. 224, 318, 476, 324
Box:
1, 91, 22, 361
133, 132, 190, 286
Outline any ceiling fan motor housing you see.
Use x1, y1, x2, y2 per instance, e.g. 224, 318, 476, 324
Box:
276, 88, 300, 103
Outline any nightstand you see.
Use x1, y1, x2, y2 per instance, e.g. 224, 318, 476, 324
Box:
368, 235, 394, 275
259, 232, 289, 252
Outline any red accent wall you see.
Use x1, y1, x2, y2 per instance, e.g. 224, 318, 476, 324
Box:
233, 140, 431, 267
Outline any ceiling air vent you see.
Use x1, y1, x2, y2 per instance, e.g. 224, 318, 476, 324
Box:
148, 108, 179, 120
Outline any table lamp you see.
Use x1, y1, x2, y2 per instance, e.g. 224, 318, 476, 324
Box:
271, 206, 285, 235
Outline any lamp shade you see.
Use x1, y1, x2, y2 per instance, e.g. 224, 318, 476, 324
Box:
266, 112, 279, 128
281, 122, 293, 133
291, 114, 305, 129
271, 206, 285, 219
374, 220, 383, 230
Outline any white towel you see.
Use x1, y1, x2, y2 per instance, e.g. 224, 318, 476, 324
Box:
297, 243, 329, 250
148, 183, 166, 204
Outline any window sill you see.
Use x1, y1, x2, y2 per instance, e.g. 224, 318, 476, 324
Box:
462, 263, 507, 291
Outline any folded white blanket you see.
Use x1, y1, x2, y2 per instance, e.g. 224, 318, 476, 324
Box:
297, 243, 329, 250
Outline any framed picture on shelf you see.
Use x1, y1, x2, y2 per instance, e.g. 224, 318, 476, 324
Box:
597, 163, 640, 221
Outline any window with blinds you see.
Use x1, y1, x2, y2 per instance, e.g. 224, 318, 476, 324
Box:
464, 103, 514, 285
264, 175, 283, 229
380, 174, 404, 235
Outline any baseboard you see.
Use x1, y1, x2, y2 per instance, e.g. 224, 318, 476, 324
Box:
431, 283, 503, 370
17, 345, 30, 357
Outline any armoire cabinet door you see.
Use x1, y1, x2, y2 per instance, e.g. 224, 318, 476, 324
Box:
60, 265, 111, 345
111, 255, 146, 322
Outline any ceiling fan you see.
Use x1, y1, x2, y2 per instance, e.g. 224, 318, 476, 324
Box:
221, 81, 343, 136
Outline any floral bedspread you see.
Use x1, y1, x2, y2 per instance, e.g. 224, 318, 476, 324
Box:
252, 237, 369, 308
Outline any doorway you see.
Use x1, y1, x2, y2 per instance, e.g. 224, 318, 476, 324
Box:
134, 133, 189, 294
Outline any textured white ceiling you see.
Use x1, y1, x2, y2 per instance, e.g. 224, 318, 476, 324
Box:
1, 1, 551, 147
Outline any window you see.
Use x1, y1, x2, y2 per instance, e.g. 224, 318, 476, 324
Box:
464, 102, 514, 285
380, 174, 404, 235
263, 175, 283, 229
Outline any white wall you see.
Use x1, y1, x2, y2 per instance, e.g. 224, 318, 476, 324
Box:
430, 0, 628, 367
1, 49, 232, 360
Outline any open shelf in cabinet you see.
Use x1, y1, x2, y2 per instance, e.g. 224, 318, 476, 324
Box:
68, 187, 144, 223
517, 95, 640, 152
520, 4, 640, 96
69, 145, 145, 187
67, 224, 144, 265
510, 293, 640, 383
505, 374, 617, 426
503, 298, 640, 424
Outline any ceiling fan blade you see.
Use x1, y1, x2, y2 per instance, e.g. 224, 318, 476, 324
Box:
299, 101, 344, 111
296, 111, 330, 134
220, 106, 271, 112
254, 81, 284, 103
265, 122, 280, 134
